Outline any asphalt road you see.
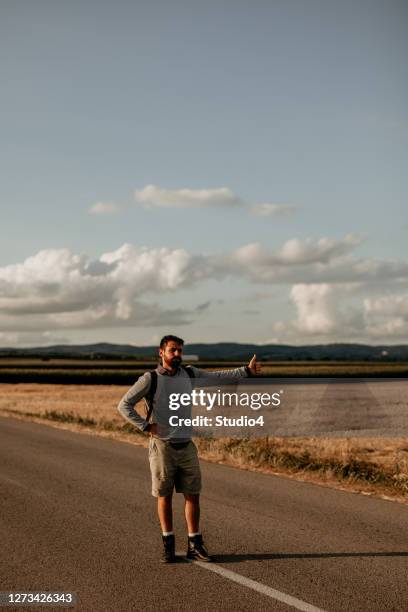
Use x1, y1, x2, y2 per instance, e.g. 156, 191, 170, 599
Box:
0, 417, 407, 612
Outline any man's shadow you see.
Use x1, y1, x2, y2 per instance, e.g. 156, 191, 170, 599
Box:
212, 551, 408, 563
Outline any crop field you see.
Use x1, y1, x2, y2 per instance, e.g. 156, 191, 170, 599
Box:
0, 358, 408, 384
1, 381, 407, 501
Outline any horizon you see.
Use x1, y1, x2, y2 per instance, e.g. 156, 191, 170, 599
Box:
1, 339, 407, 350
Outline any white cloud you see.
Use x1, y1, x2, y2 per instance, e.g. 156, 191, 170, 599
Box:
290, 283, 338, 334
364, 294, 408, 318
1, 239, 408, 343
0, 247, 195, 334
90, 182, 302, 217
365, 317, 408, 338
273, 283, 365, 340
99, 243, 209, 291
364, 294, 408, 338
134, 184, 243, 209
273, 284, 408, 342
226, 235, 408, 284
231, 234, 362, 268
89, 201, 119, 215
250, 203, 298, 217
278, 234, 363, 264
87, 182, 301, 217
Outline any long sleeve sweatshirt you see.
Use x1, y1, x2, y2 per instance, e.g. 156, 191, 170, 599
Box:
117, 364, 249, 439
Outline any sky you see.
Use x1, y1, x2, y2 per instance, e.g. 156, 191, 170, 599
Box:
1, 0, 407, 347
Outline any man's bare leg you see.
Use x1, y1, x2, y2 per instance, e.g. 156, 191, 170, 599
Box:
158, 494, 175, 563
184, 493, 212, 561
184, 493, 200, 533
158, 494, 173, 532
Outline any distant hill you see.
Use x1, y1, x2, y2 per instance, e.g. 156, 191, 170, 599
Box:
0, 342, 407, 361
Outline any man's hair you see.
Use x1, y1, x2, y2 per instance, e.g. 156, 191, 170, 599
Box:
159, 335, 184, 349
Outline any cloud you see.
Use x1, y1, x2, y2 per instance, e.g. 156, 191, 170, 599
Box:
1, 239, 408, 342
273, 284, 408, 342
0, 302, 190, 334
134, 184, 243, 209
294, 283, 361, 333
82, 182, 298, 217
290, 284, 338, 334
87, 182, 301, 217
99, 243, 210, 291
0, 331, 70, 348
273, 283, 365, 339
364, 294, 408, 318
231, 234, 362, 268
195, 301, 211, 312
364, 294, 408, 338
225, 235, 408, 284
0, 247, 195, 334
250, 203, 298, 217
89, 201, 119, 215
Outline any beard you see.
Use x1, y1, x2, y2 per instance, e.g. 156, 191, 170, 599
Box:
170, 356, 182, 367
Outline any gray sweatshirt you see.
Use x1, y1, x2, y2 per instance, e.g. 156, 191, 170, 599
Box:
117, 364, 249, 440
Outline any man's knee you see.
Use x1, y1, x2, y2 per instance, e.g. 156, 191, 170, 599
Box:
184, 493, 200, 503
158, 493, 173, 504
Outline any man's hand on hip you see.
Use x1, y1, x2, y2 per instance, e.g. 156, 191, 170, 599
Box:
146, 423, 159, 436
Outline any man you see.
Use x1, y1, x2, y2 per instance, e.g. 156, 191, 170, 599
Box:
117, 334, 261, 563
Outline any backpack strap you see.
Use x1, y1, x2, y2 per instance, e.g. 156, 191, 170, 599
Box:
182, 365, 195, 378
144, 369, 158, 424
144, 366, 194, 424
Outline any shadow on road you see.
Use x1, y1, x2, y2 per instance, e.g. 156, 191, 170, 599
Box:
214, 551, 408, 563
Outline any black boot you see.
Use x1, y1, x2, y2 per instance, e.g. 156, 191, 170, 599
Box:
186, 534, 212, 562
161, 534, 176, 563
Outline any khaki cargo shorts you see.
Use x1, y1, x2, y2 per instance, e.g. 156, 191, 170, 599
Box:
148, 437, 202, 497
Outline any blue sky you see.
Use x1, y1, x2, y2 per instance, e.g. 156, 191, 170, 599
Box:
1, 0, 407, 346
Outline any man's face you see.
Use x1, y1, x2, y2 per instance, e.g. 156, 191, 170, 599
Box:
160, 341, 183, 369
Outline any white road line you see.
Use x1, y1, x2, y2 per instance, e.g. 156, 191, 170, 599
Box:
182, 556, 326, 612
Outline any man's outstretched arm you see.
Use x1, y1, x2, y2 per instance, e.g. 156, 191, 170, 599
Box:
189, 354, 262, 378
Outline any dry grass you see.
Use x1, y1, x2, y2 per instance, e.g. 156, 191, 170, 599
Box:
259, 362, 408, 376
0, 382, 128, 424
194, 436, 408, 499
1, 383, 407, 502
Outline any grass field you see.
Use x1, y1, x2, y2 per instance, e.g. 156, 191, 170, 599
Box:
1, 382, 406, 502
